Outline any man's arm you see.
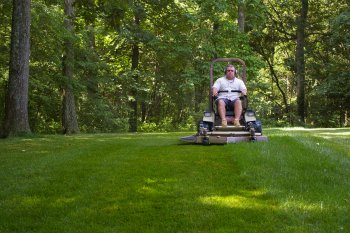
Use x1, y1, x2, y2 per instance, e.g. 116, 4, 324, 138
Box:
212, 78, 221, 96
212, 87, 219, 96
240, 80, 247, 95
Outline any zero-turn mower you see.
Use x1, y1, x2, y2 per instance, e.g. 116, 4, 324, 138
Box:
181, 58, 268, 144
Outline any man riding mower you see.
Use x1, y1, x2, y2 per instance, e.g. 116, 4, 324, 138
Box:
181, 58, 268, 144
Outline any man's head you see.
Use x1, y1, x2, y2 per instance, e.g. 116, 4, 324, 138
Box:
225, 64, 236, 79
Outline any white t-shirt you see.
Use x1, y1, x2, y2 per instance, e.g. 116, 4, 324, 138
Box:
213, 77, 247, 101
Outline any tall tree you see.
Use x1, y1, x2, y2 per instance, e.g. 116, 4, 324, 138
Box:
4, 0, 31, 136
295, 0, 308, 124
238, 0, 245, 32
129, 11, 140, 132
62, 0, 79, 134
79, 0, 99, 100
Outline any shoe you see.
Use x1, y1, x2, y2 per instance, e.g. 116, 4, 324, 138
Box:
233, 119, 241, 126
221, 119, 227, 127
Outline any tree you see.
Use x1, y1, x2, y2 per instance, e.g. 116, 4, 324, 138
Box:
128, 4, 141, 132
62, 0, 79, 134
4, 0, 32, 136
295, 0, 308, 124
321, 7, 350, 126
2, 0, 348, 133
249, 0, 314, 125
238, 0, 245, 32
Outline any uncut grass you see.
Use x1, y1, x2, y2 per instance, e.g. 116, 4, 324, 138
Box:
0, 130, 349, 233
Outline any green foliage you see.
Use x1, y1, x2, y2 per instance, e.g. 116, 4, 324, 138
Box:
1, 0, 349, 133
0, 0, 12, 128
27, 2, 66, 133
330, 8, 350, 53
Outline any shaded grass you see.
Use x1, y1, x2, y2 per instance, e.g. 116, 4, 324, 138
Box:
0, 129, 350, 233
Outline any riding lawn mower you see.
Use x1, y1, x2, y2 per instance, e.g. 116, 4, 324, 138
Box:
181, 58, 268, 144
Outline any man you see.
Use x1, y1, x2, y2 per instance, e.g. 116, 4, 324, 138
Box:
212, 64, 247, 127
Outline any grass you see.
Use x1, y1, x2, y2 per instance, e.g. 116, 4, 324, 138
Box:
0, 128, 349, 233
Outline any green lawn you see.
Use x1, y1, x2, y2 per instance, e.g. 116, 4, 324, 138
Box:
1, 128, 349, 233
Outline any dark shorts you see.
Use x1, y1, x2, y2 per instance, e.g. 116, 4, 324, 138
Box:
215, 98, 240, 110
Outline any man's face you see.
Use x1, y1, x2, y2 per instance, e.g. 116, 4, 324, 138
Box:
226, 67, 235, 79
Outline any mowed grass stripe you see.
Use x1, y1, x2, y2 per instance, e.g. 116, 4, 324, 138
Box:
232, 129, 350, 232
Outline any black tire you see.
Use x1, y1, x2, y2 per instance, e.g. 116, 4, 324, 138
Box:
254, 120, 262, 133
197, 120, 213, 133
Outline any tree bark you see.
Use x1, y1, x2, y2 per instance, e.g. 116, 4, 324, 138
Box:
129, 42, 139, 132
4, 0, 31, 136
295, 0, 308, 124
86, 25, 99, 100
62, 0, 79, 134
84, 0, 98, 101
266, 58, 290, 114
212, 21, 219, 59
238, 0, 245, 33
129, 11, 140, 132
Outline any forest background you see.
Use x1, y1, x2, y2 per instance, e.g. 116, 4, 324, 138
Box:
0, 0, 349, 136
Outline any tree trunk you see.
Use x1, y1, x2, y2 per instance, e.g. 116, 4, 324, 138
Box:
129, 42, 139, 132
129, 12, 140, 132
238, 0, 245, 33
295, 0, 308, 124
4, 0, 31, 136
62, 0, 79, 134
86, 25, 99, 100
85, 0, 98, 100
266, 58, 290, 114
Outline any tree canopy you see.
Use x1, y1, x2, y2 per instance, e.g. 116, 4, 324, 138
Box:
0, 0, 349, 135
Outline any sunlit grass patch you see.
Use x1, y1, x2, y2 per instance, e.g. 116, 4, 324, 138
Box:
199, 189, 274, 210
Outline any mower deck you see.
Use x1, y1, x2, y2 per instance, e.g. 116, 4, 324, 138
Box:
181, 125, 268, 144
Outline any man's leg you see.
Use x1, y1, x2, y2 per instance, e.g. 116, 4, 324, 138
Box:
217, 99, 227, 126
233, 99, 242, 126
